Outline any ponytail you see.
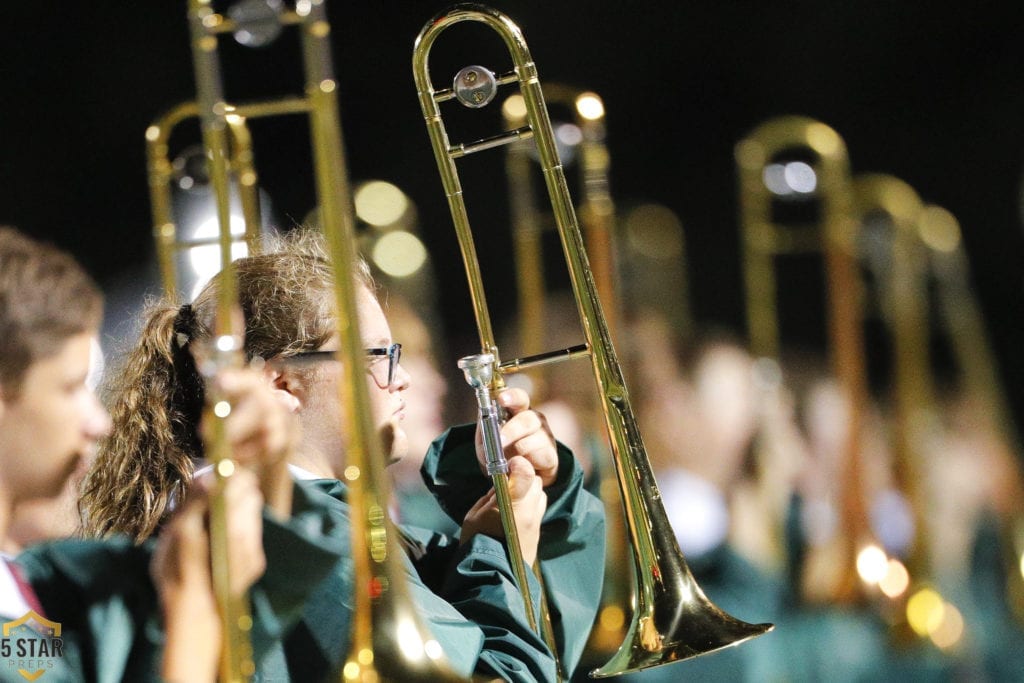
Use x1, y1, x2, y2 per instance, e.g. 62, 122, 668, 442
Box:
79, 302, 206, 542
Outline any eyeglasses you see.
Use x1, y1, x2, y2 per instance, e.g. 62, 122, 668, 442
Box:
286, 343, 402, 388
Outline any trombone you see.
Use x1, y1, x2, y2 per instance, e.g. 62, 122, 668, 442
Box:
502, 83, 632, 662
146, 101, 264, 299
413, 4, 772, 677
851, 175, 966, 646
852, 174, 932, 578
502, 85, 621, 363
847, 172, 929, 573
183, 1, 463, 680
736, 115, 874, 605
916, 204, 1024, 629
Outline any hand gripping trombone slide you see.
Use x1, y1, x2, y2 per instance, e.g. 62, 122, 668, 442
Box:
457, 354, 541, 639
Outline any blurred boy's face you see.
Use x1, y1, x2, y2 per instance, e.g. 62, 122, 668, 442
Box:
0, 332, 111, 504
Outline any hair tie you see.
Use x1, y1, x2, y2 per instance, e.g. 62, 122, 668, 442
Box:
168, 302, 206, 461
173, 303, 196, 348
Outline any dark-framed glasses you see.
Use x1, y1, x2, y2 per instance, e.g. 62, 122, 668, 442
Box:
286, 342, 402, 388
365, 342, 402, 387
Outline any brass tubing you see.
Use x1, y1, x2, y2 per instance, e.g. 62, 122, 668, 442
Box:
502, 84, 629, 666
852, 174, 931, 580
414, 4, 771, 677
182, 1, 464, 680
186, 2, 254, 679
919, 205, 1024, 625
145, 101, 263, 298
736, 116, 872, 605
291, 3, 463, 680
498, 344, 591, 373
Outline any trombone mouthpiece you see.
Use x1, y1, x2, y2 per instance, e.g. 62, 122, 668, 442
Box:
457, 353, 495, 388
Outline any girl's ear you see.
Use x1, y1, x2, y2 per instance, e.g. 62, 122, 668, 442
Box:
262, 363, 302, 413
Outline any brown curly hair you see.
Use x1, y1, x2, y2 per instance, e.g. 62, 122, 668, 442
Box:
80, 229, 371, 541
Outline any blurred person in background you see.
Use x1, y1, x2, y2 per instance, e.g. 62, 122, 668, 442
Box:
2, 339, 106, 555
384, 294, 459, 535
0, 225, 338, 680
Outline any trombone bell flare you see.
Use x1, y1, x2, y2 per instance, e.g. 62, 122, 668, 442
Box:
588, 403, 773, 678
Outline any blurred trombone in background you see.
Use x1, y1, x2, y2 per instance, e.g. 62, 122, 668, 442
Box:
736, 115, 878, 607
851, 174, 966, 652
502, 83, 633, 666
916, 203, 1024, 657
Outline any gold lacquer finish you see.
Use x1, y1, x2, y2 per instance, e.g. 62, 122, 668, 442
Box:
852, 175, 938, 627
414, 4, 772, 678
146, 101, 264, 298
183, 1, 464, 681
186, 3, 257, 679
853, 174, 931, 576
853, 176, 983, 652
502, 84, 630, 662
736, 115, 873, 605
918, 205, 1024, 626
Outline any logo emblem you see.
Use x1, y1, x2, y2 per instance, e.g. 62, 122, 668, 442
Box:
2, 611, 64, 681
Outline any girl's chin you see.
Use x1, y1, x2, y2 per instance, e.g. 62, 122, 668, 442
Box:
379, 419, 410, 465
389, 427, 410, 464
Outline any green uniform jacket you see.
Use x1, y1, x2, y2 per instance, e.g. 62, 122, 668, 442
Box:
422, 424, 607, 679
276, 424, 606, 682
2, 483, 344, 683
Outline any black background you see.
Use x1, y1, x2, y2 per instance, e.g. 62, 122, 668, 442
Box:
2, 2, 1023, 430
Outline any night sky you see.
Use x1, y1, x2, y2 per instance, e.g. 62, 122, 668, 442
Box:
3, 2, 1024, 429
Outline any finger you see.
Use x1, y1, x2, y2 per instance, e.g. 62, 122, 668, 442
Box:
517, 475, 546, 512
221, 466, 259, 498
499, 409, 546, 446
152, 477, 212, 590
527, 475, 545, 503
506, 456, 539, 500
496, 387, 530, 416
200, 372, 262, 457
518, 475, 545, 506
212, 368, 261, 400
503, 430, 557, 466
466, 488, 497, 516
223, 474, 264, 542
178, 469, 215, 512
222, 470, 267, 594
501, 413, 559, 479
506, 455, 536, 478
223, 390, 274, 446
